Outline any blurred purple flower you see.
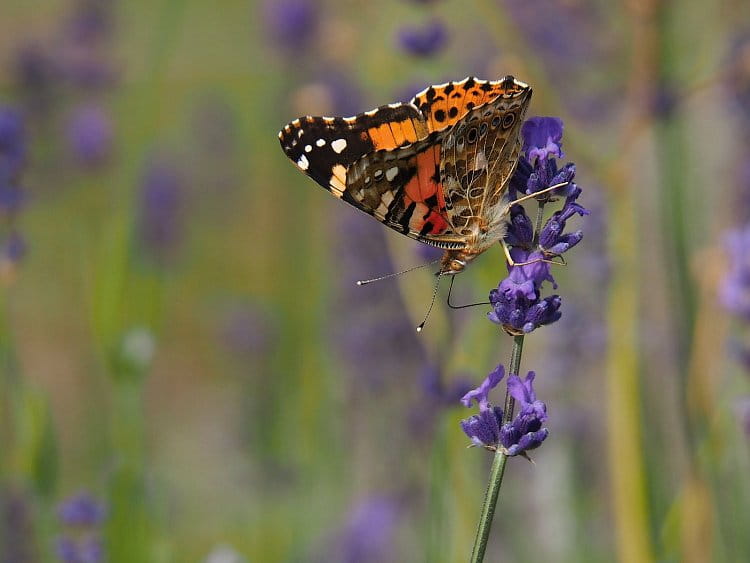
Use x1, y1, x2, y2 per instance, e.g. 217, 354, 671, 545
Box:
55, 492, 106, 563
57, 492, 106, 527
726, 31, 750, 125
332, 496, 400, 563
521, 116, 564, 161
12, 43, 61, 114
318, 70, 364, 117
67, 0, 114, 47
720, 224, 750, 320
502, 0, 615, 120
66, 104, 113, 167
136, 156, 185, 264
264, 0, 319, 54
2, 489, 36, 563
0, 107, 26, 183
55, 536, 103, 563
396, 20, 448, 57
1, 232, 27, 264
0, 185, 26, 216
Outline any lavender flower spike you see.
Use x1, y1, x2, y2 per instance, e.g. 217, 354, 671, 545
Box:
499, 372, 549, 457
460, 365, 505, 449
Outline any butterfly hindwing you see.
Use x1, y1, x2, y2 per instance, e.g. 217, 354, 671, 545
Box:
440, 87, 531, 238
343, 134, 461, 245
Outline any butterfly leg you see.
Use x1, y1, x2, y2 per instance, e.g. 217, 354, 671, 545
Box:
506, 181, 570, 208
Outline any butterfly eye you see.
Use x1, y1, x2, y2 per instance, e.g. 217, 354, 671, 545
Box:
467, 128, 478, 144
491, 116, 501, 128
479, 122, 488, 137
502, 113, 515, 129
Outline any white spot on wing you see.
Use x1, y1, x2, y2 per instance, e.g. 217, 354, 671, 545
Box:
331, 139, 348, 153
297, 154, 309, 170
475, 150, 488, 170
385, 167, 399, 181
315, 139, 326, 147
304, 144, 312, 152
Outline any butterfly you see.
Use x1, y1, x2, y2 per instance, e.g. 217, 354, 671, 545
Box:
278, 76, 532, 276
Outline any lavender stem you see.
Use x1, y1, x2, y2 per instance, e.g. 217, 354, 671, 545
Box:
470, 334, 525, 563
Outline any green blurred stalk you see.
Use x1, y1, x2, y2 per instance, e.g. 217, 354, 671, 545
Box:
605, 162, 654, 563
93, 1, 186, 560
469, 335, 524, 563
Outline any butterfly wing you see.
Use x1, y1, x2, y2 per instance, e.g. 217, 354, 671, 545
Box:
410, 76, 529, 133
342, 133, 464, 248
278, 76, 531, 251
278, 103, 429, 195
439, 84, 532, 241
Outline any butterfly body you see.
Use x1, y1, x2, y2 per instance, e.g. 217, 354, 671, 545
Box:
278, 76, 532, 275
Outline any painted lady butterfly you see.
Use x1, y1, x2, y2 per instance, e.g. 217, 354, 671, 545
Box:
278, 76, 532, 276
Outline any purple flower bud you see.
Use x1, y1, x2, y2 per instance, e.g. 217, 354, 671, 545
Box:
396, 20, 448, 57
504, 204, 534, 248
461, 406, 504, 448
499, 373, 549, 456
521, 116, 564, 161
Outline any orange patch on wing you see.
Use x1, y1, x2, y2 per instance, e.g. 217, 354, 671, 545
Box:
403, 145, 446, 211
400, 118, 419, 144
368, 123, 398, 150
389, 121, 407, 147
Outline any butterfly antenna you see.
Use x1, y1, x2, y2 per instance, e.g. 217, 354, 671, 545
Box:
446, 275, 491, 309
416, 274, 442, 333
356, 258, 440, 286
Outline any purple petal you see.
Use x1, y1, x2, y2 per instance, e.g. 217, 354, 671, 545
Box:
521, 117, 564, 161
460, 364, 505, 408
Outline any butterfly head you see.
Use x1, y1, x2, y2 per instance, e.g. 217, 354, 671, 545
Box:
438, 249, 474, 276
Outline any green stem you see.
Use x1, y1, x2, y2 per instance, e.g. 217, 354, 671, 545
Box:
470, 335, 525, 563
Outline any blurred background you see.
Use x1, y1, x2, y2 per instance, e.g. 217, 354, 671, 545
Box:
1, 0, 750, 561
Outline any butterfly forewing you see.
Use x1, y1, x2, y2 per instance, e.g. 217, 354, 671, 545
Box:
411, 76, 529, 133
278, 103, 429, 196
